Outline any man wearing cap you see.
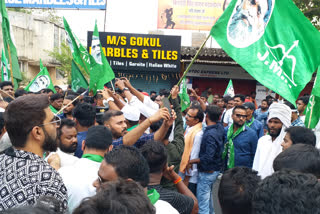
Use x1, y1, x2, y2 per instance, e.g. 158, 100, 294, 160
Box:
253, 103, 292, 179
243, 102, 264, 139
58, 125, 113, 213
284, 101, 305, 127
121, 104, 140, 131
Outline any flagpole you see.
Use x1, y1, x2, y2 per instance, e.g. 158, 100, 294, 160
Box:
168, 34, 210, 99
110, 79, 115, 92
0, 89, 15, 100
56, 93, 82, 115
7, 44, 14, 85
307, 95, 315, 128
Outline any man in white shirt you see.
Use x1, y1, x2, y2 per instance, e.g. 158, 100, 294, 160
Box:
223, 94, 244, 127
253, 103, 291, 179
46, 119, 79, 168
93, 146, 179, 214
59, 125, 113, 213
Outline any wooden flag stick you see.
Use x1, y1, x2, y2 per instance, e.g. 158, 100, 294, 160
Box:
168, 34, 210, 99
110, 80, 115, 92
56, 92, 84, 115
0, 89, 15, 100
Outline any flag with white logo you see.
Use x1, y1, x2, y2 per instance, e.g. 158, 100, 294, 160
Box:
224, 79, 235, 97
305, 68, 320, 129
211, 0, 320, 105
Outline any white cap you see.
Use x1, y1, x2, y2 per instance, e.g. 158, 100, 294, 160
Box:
121, 104, 140, 122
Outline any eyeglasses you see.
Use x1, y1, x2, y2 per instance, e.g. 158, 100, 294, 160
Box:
186, 113, 196, 119
39, 115, 61, 127
235, 114, 247, 119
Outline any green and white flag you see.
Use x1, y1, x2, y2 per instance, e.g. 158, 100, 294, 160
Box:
71, 60, 88, 92
1, 49, 10, 81
211, 0, 320, 105
89, 21, 115, 95
224, 79, 234, 97
63, 17, 91, 75
0, 0, 22, 89
25, 60, 56, 93
305, 68, 320, 129
179, 77, 190, 112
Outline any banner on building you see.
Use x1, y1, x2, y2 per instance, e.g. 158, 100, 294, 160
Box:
87, 32, 181, 72
157, 0, 224, 31
5, 0, 106, 9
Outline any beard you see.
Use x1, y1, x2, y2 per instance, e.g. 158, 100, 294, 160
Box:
110, 126, 127, 139
59, 141, 77, 154
268, 126, 282, 139
42, 128, 58, 152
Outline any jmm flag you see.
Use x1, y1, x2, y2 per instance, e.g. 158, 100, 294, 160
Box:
89, 21, 115, 95
179, 77, 190, 112
71, 60, 88, 92
0, 0, 22, 89
305, 68, 320, 129
25, 60, 56, 93
63, 17, 91, 75
224, 79, 235, 97
210, 0, 320, 105
1, 49, 10, 81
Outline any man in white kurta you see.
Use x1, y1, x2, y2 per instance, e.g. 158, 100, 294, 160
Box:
252, 103, 291, 179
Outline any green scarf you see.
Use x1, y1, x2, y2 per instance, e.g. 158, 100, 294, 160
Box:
49, 105, 58, 114
82, 154, 104, 163
222, 124, 245, 169
127, 124, 138, 132
147, 189, 160, 205
246, 117, 255, 127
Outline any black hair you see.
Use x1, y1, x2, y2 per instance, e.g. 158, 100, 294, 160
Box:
50, 93, 63, 101
104, 146, 150, 188
57, 119, 76, 140
189, 105, 204, 122
206, 105, 222, 122
103, 110, 123, 124
73, 179, 155, 214
218, 167, 260, 214
159, 89, 170, 97
76, 87, 86, 95
54, 85, 61, 90
64, 95, 79, 107
14, 89, 28, 98
41, 88, 54, 94
284, 101, 295, 110
72, 103, 96, 127
232, 105, 247, 114
149, 119, 173, 140
261, 99, 268, 104
140, 140, 168, 173
4, 95, 49, 147
234, 94, 245, 102
223, 96, 231, 103
297, 96, 309, 105
0, 81, 13, 89
252, 170, 320, 214
150, 95, 157, 102
0, 112, 4, 135
150, 91, 156, 95
285, 126, 316, 146
273, 144, 320, 178
85, 125, 113, 150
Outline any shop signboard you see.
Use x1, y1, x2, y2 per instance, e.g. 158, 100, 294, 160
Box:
5, 0, 106, 9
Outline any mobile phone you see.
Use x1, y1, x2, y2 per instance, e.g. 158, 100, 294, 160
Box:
162, 97, 172, 115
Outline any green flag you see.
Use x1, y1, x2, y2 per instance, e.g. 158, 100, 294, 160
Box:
1, 49, 10, 81
0, 1, 22, 89
210, 0, 320, 105
71, 60, 88, 92
305, 68, 320, 129
89, 21, 115, 95
25, 60, 56, 93
179, 77, 190, 112
224, 79, 235, 97
63, 17, 91, 75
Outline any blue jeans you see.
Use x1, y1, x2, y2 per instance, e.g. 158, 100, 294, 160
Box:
197, 171, 220, 214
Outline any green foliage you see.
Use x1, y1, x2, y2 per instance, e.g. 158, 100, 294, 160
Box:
293, 0, 320, 29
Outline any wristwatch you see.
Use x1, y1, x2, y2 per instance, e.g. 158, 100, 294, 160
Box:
106, 97, 114, 103
123, 87, 129, 91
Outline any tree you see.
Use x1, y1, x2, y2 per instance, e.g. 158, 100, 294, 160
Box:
293, 0, 320, 29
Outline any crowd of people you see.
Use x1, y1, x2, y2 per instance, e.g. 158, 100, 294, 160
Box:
0, 78, 319, 214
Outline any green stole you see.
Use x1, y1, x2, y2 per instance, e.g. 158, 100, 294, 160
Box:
127, 124, 138, 132
147, 189, 160, 205
246, 117, 255, 127
82, 154, 104, 163
222, 124, 245, 169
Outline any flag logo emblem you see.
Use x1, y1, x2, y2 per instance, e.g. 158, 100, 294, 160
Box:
227, 0, 275, 48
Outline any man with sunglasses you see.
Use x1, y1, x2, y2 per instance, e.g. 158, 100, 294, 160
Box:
0, 95, 67, 211
223, 105, 258, 170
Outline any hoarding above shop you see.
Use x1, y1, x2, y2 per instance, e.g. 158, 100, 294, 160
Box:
87, 32, 181, 72
157, 0, 225, 31
5, 0, 106, 9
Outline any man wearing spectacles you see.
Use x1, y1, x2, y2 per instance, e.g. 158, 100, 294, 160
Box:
0, 94, 67, 211
222, 105, 258, 170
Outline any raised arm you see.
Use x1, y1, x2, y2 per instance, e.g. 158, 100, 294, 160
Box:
121, 77, 145, 102
189, 88, 207, 112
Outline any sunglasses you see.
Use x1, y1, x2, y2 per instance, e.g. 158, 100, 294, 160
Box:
235, 114, 247, 119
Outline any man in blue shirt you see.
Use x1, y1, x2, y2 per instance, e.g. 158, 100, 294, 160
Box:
73, 103, 96, 158
223, 105, 258, 169
189, 105, 224, 214
243, 102, 264, 138
254, 99, 269, 132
